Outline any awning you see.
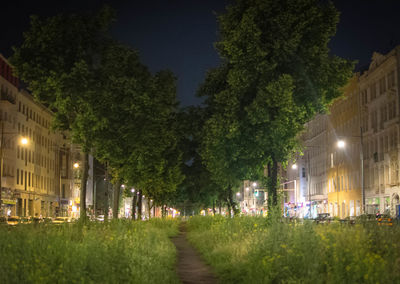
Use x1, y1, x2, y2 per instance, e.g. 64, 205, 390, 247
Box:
2, 199, 16, 205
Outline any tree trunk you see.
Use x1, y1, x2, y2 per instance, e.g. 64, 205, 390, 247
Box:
212, 200, 216, 215
80, 152, 89, 221
227, 185, 238, 216
132, 193, 137, 220
137, 192, 143, 220
218, 200, 222, 215
267, 157, 279, 210
112, 182, 121, 219
227, 193, 232, 218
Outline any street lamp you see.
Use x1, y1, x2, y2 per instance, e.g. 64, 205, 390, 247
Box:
291, 164, 298, 170
337, 140, 345, 149
73, 162, 79, 169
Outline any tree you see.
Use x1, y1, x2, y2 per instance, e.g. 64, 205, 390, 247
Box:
200, 0, 354, 209
11, 7, 115, 220
171, 107, 222, 215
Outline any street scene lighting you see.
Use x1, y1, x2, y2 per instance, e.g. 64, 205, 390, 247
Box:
131, 188, 135, 193
236, 192, 240, 197
73, 162, 79, 168
291, 164, 297, 170
337, 140, 345, 149
245, 187, 249, 191
20, 137, 28, 145
252, 182, 257, 187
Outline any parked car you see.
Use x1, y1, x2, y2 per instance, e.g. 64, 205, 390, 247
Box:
314, 213, 331, 224
7, 216, 20, 226
19, 217, 32, 224
377, 214, 393, 226
52, 217, 70, 224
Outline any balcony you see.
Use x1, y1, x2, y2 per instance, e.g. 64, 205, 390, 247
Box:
0, 91, 16, 105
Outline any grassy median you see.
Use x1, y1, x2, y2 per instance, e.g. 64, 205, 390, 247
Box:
0, 218, 180, 284
187, 215, 400, 284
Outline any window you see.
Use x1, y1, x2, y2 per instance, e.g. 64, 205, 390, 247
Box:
371, 83, 376, 100
388, 70, 396, 88
21, 170, 24, 185
16, 169, 19, 184
302, 167, 306, 178
379, 77, 386, 95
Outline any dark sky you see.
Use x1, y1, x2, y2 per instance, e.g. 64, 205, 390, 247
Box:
1, 0, 400, 106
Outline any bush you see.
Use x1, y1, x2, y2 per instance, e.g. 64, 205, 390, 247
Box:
0, 219, 180, 284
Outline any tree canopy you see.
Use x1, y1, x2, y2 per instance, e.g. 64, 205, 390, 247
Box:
11, 6, 183, 219
199, 0, 354, 209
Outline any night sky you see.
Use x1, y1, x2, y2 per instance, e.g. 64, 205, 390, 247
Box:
1, 0, 400, 106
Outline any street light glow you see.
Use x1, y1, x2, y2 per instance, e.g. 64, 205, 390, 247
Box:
20, 137, 28, 145
131, 188, 135, 193
121, 184, 125, 188
337, 140, 345, 149
291, 164, 298, 170
236, 192, 240, 196
245, 187, 249, 191
73, 162, 79, 168
252, 182, 257, 187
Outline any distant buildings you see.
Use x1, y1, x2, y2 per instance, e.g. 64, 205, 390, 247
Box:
0, 54, 80, 217
285, 46, 400, 218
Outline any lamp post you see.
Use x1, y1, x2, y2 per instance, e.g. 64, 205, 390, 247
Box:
336, 140, 345, 217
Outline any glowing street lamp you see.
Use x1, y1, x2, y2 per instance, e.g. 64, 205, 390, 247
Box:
20, 137, 29, 145
252, 182, 257, 187
245, 187, 249, 191
236, 192, 240, 197
73, 162, 79, 169
337, 140, 345, 149
131, 188, 135, 193
291, 164, 298, 170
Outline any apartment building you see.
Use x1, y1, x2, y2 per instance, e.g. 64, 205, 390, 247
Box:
326, 76, 362, 218
0, 54, 76, 217
360, 48, 400, 216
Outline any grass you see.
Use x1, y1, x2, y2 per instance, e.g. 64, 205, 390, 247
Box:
0, 218, 180, 284
186, 215, 400, 284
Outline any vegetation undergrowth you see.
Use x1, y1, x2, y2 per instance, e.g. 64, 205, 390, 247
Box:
186, 214, 400, 284
0, 218, 180, 284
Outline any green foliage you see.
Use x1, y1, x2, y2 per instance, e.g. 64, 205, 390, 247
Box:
199, 0, 354, 207
11, 7, 183, 211
187, 216, 400, 283
0, 219, 180, 283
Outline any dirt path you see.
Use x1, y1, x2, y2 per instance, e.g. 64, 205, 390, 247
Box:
171, 223, 218, 284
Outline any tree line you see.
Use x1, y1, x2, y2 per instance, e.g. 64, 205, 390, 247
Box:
10, 0, 354, 219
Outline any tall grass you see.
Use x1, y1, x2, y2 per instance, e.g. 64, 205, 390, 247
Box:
187, 215, 400, 283
0, 219, 180, 284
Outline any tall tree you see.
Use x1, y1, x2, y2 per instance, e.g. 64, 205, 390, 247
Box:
11, 7, 115, 220
200, 0, 354, 209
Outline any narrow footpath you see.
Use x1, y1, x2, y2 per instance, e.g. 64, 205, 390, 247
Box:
171, 223, 218, 284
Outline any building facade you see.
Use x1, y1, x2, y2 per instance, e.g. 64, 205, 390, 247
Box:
0, 54, 77, 218
289, 46, 400, 218
360, 48, 400, 216
326, 75, 362, 218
